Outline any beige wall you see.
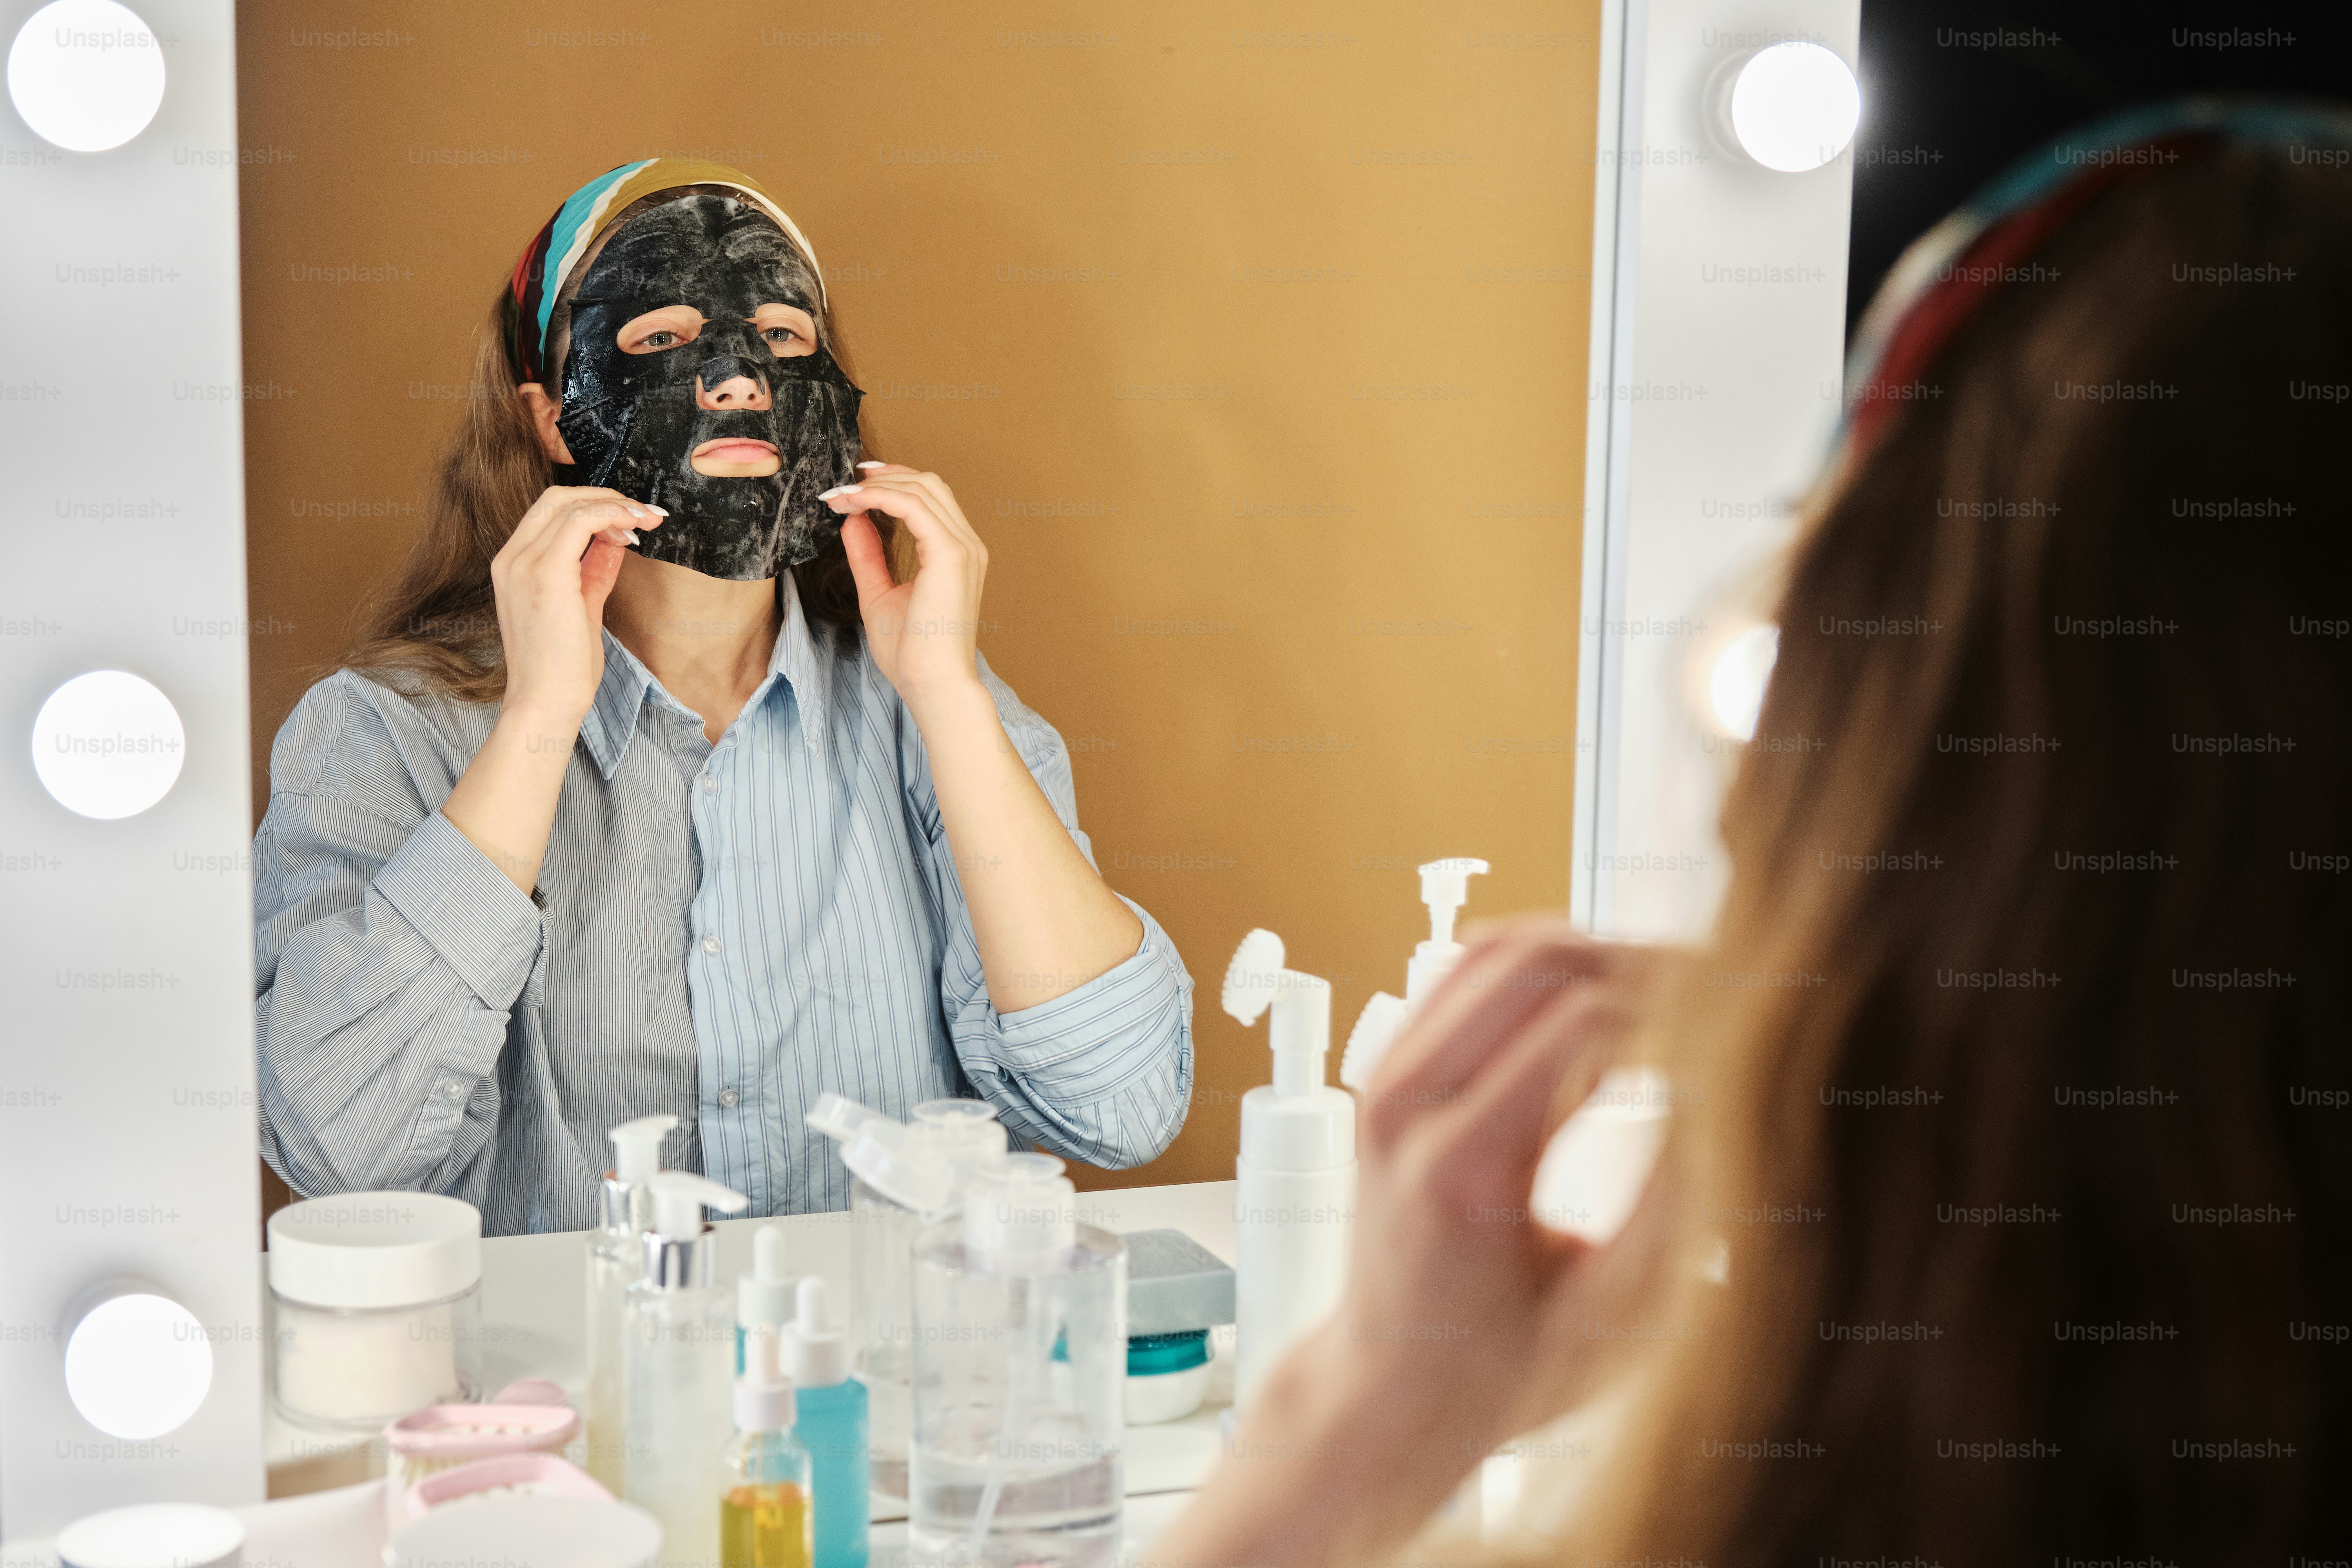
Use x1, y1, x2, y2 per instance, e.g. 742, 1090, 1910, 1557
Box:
237, 0, 1602, 1192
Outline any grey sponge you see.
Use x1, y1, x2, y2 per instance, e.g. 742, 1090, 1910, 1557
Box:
1123, 1228, 1237, 1334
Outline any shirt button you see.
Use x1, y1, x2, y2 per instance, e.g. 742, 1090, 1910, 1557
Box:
702, 935, 723, 955
701, 775, 717, 794
440, 1079, 466, 1101
717, 1087, 741, 1108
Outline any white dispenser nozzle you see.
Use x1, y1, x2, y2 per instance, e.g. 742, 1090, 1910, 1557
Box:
910, 1098, 1009, 1186
804, 1092, 890, 1145
646, 1172, 747, 1241
1343, 858, 1490, 1095
737, 1222, 793, 1329
961, 1153, 1076, 1267
1222, 929, 1334, 1096
735, 1321, 796, 1434
788, 1275, 850, 1387
1407, 857, 1489, 1002
607, 1114, 678, 1183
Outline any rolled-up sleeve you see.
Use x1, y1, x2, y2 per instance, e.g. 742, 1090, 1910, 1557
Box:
925, 659, 1195, 1169
254, 676, 546, 1199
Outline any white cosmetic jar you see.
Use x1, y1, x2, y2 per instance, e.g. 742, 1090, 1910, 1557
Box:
267, 1191, 483, 1429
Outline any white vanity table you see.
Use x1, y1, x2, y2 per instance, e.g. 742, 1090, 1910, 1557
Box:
3, 1180, 1237, 1568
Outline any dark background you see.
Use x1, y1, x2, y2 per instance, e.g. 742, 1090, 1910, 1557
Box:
1847, 0, 2349, 333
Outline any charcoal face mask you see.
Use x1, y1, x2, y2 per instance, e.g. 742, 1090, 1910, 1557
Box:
552, 193, 864, 580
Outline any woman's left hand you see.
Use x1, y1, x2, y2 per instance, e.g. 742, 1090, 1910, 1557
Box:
830, 463, 988, 713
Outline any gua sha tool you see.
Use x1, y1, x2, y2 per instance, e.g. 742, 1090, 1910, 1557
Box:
553, 193, 864, 581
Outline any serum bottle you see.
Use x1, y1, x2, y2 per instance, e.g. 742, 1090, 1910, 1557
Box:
625, 1171, 749, 1568
786, 1276, 869, 1568
722, 1322, 814, 1568
588, 1112, 678, 1494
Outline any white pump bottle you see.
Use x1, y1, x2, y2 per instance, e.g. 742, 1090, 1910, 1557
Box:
1224, 929, 1356, 1409
588, 1112, 677, 1494
1341, 858, 1490, 1093
623, 1170, 749, 1568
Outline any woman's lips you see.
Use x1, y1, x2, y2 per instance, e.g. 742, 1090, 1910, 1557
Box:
689, 437, 781, 477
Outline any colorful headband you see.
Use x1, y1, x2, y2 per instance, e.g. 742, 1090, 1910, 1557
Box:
506, 158, 829, 385
1831, 96, 2352, 478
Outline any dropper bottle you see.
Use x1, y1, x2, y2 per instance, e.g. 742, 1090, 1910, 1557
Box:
588, 1112, 677, 1493
624, 1171, 749, 1568
787, 1277, 869, 1568
1223, 929, 1356, 1409
737, 1223, 793, 1375
1341, 858, 1490, 1092
720, 1322, 814, 1568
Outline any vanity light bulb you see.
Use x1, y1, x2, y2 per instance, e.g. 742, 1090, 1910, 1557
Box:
63, 1292, 213, 1440
31, 670, 186, 819
1728, 42, 1860, 173
6, 0, 168, 153
1706, 624, 1780, 742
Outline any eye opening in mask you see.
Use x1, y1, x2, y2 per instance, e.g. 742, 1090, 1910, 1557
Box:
612, 302, 818, 360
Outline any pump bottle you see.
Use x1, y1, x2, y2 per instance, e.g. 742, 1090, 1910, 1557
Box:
588, 1113, 678, 1493
909, 1153, 1125, 1564
1223, 929, 1357, 1409
1340, 858, 1490, 1092
624, 1170, 750, 1568
787, 1276, 870, 1568
737, 1223, 793, 1375
802, 1092, 998, 1501
722, 1321, 815, 1568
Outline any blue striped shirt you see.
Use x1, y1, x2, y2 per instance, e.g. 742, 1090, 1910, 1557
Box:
252, 573, 1194, 1235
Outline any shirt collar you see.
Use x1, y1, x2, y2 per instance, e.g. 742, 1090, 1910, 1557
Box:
574, 569, 832, 780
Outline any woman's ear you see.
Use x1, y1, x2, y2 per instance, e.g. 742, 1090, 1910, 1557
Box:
515, 383, 576, 466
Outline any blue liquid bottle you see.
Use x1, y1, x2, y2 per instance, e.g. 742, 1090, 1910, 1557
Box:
788, 1276, 870, 1568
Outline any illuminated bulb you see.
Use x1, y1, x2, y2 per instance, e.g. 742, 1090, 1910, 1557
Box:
31, 670, 186, 819
1706, 624, 1779, 741
1727, 42, 1860, 173
63, 1291, 213, 1439
6, 0, 167, 152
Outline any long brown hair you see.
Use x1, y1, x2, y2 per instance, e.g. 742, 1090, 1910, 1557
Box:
1568, 141, 2351, 1563
342, 191, 889, 701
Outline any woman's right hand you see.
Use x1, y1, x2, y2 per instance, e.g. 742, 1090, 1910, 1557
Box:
488, 486, 664, 726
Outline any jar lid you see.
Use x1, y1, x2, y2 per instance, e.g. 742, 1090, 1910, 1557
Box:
387, 1496, 661, 1568
56, 1504, 242, 1568
267, 1191, 481, 1309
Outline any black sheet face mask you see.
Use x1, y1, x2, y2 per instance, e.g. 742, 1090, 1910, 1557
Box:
552, 193, 864, 581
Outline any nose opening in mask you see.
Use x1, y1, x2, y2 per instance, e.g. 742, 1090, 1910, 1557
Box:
694, 352, 770, 410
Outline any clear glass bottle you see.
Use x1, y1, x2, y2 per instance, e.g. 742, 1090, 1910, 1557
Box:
722, 1323, 815, 1568
910, 1154, 1125, 1568
624, 1172, 749, 1568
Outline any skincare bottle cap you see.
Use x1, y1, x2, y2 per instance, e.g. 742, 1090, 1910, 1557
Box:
1221, 929, 1332, 1098
803, 1092, 890, 1145
787, 1276, 851, 1388
606, 1114, 679, 1184
908, 1097, 1009, 1184
1406, 858, 1489, 1002
736, 1223, 793, 1327
961, 1152, 1077, 1267
1340, 991, 1408, 1093
646, 1172, 747, 1241
842, 1120, 958, 1216
734, 1322, 797, 1433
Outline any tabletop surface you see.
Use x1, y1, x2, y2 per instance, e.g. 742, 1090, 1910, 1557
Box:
268, 1178, 1244, 1509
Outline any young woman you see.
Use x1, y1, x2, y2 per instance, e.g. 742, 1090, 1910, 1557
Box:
252, 160, 1192, 1235
1158, 102, 2352, 1565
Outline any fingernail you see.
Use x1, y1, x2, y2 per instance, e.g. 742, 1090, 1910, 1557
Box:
817, 485, 855, 500
856, 461, 887, 470
624, 505, 648, 518
644, 505, 669, 516
625, 529, 641, 545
